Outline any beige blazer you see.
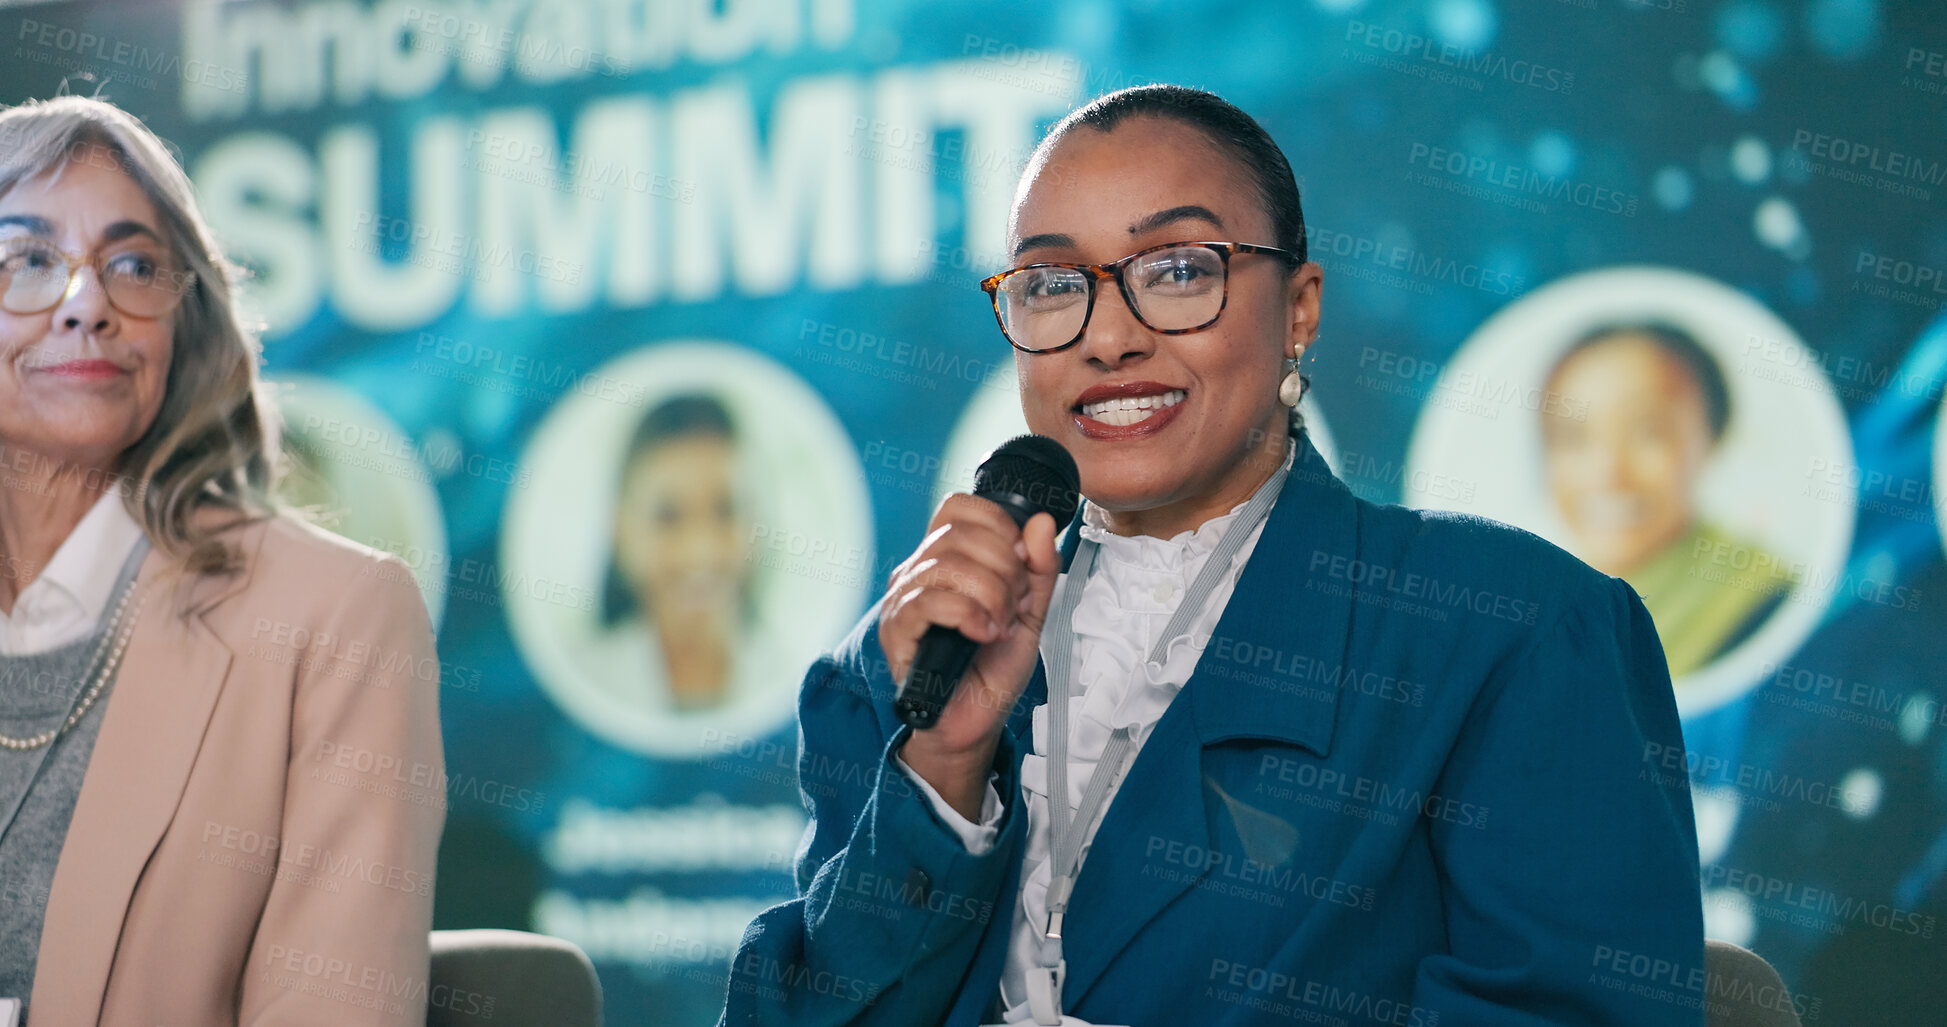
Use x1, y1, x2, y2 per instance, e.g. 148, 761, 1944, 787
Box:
28, 512, 445, 1026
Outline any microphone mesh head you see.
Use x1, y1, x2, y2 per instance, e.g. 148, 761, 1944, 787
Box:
972, 434, 1082, 525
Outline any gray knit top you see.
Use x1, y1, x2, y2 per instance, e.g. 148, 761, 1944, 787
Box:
0, 539, 148, 1010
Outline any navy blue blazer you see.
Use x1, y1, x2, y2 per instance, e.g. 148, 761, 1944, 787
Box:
721, 433, 1704, 1026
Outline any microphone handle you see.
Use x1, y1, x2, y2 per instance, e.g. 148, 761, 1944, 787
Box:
893, 490, 1038, 730
894, 624, 981, 729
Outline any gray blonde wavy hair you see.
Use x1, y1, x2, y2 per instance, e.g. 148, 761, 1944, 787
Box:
0, 95, 280, 575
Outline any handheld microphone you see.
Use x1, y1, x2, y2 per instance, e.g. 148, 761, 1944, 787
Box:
895, 434, 1081, 730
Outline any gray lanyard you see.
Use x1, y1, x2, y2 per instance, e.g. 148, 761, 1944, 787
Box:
1027, 457, 1289, 1024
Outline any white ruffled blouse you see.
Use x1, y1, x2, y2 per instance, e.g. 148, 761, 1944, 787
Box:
895, 443, 1287, 1024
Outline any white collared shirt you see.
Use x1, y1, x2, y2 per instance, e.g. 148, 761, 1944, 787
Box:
897, 442, 1290, 1024
0, 493, 148, 656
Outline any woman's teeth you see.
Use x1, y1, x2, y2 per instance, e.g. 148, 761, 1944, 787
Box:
1080, 389, 1186, 427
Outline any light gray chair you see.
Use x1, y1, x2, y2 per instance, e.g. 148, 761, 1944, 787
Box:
1704, 939, 1803, 1027
427, 929, 601, 1027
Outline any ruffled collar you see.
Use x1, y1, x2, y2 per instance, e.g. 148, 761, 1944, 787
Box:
1074, 438, 1296, 572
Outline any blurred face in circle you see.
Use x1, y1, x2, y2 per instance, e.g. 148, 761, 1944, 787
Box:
1540, 332, 1716, 577
611, 433, 750, 706
0, 148, 178, 474
1006, 116, 1320, 539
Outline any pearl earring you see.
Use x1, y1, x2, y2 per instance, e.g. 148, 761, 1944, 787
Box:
1279, 348, 1306, 407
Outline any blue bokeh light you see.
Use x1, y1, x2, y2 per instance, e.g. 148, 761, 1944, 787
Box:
1654, 166, 1695, 211
1529, 131, 1576, 178
1715, 2, 1787, 64
1430, 0, 1496, 52
1700, 50, 1760, 110
1805, 0, 1880, 62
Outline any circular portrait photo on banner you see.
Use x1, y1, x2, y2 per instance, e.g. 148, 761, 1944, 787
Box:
1404, 266, 1856, 717
933, 361, 1340, 509
268, 374, 450, 627
501, 341, 873, 759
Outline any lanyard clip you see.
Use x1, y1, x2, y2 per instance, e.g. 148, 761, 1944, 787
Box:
1026, 950, 1067, 1026
1030, 910, 1067, 1025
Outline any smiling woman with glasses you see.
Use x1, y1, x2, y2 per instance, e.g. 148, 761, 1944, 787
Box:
0, 96, 442, 1025
723, 86, 1704, 1027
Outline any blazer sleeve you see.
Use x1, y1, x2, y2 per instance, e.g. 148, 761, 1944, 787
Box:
238, 553, 446, 1026
1411, 574, 1706, 1026
720, 633, 1025, 1027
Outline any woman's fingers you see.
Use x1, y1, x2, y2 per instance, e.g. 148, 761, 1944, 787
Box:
925, 499, 1035, 593
889, 583, 1004, 644
880, 562, 1015, 683
1016, 512, 1061, 629
878, 494, 1045, 680
913, 531, 1029, 609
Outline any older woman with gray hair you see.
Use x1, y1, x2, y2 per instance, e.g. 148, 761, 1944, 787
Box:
0, 96, 442, 1024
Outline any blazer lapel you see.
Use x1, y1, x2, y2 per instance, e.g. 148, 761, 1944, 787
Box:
1186, 433, 1359, 756
34, 523, 259, 1018
1057, 693, 1211, 1004
1059, 433, 1362, 1005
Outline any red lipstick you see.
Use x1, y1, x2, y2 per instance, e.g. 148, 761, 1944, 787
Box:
1070, 380, 1187, 441
40, 359, 127, 381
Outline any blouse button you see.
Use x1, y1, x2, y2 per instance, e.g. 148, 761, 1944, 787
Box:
1151, 581, 1177, 603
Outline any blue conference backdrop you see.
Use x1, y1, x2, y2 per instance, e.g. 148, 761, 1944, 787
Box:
5, 0, 1945, 1022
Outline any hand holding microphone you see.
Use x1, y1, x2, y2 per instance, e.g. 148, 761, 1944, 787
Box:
877, 435, 1079, 820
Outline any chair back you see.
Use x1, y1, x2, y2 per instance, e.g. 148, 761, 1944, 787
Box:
1704, 939, 1802, 1027
427, 929, 602, 1027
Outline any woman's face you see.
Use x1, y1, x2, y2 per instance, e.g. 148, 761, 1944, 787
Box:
0, 151, 176, 473
1541, 334, 1716, 576
1008, 117, 1320, 533
612, 435, 750, 630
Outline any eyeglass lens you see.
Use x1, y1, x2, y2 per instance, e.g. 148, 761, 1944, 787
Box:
0, 239, 190, 318
995, 244, 1228, 352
